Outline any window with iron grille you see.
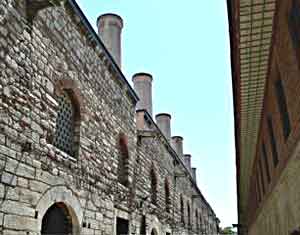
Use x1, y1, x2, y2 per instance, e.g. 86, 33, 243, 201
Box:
274, 78, 291, 140
289, 0, 300, 67
118, 134, 130, 186
180, 196, 184, 224
267, 117, 279, 167
150, 168, 157, 205
262, 143, 271, 183
165, 179, 171, 212
53, 91, 75, 157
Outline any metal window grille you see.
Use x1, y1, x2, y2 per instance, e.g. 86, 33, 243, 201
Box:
53, 91, 75, 157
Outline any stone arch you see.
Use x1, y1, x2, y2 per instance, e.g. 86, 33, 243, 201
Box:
36, 186, 83, 234
55, 79, 85, 120
147, 215, 162, 235
151, 227, 159, 235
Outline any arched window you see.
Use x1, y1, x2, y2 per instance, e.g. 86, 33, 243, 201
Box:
118, 133, 129, 186
53, 90, 79, 157
200, 215, 203, 231
165, 178, 171, 212
150, 168, 158, 205
187, 202, 191, 227
180, 195, 184, 224
195, 210, 199, 231
151, 228, 158, 235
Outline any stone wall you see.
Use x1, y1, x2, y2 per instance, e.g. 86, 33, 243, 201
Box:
0, 0, 218, 235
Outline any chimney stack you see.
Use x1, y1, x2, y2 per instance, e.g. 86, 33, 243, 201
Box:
132, 73, 153, 116
192, 167, 197, 183
171, 136, 183, 159
155, 113, 171, 141
97, 13, 123, 68
184, 154, 192, 171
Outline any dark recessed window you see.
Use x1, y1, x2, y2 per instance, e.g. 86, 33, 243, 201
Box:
262, 144, 271, 183
53, 91, 76, 157
118, 134, 130, 186
289, 0, 300, 67
195, 210, 199, 231
256, 176, 261, 203
180, 196, 184, 224
165, 179, 171, 212
258, 159, 265, 194
187, 203, 191, 227
267, 117, 279, 167
150, 168, 158, 205
275, 78, 291, 140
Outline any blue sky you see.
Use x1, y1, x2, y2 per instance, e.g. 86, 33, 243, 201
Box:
76, 0, 237, 228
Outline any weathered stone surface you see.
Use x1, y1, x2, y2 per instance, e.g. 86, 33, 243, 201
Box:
4, 214, 37, 231
0, 1, 218, 235
1, 172, 16, 186
1, 200, 35, 217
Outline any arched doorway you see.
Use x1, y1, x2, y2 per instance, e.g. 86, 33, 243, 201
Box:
151, 228, 158, 235
41, 202, 72, 235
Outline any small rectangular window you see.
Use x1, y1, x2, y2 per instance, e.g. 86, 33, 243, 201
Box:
289, 0, 300, 65
275, 78, 291, 140
258, 160, 265, 194
267, 117, 279, 167
262, 144, 271, 183
256, 176, 261, 203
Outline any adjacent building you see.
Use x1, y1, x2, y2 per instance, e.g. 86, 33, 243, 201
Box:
228, 0, 300, 234
0, 0, 219, 234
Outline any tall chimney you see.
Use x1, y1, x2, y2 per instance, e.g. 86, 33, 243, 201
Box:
192, 167, 197, 183
184, 154, 192, 171
97, 13, 123, 68
155, 113, 171, 141
171, 136, 183, 159
132, 73, 153, 116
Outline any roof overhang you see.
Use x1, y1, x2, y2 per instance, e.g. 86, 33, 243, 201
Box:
227, 0, 276, 232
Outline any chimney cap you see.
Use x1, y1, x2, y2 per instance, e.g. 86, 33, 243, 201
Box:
155, 113, 171, 119
132, 72, 153, 81
97, 13, 123, 28
184, 154, 192, 158
172, 136, 183, 140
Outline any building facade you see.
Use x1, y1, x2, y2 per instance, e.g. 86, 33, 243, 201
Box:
0, 0, 219, 234
229, 0, 300, 234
